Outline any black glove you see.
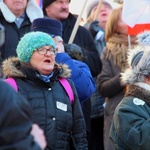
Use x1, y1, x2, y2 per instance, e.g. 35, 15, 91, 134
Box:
64, 43, 84, 61
89, 20, 101, 38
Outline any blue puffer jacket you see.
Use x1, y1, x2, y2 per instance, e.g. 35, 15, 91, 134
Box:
56, 52, 96, 103
2, 57, 88, 150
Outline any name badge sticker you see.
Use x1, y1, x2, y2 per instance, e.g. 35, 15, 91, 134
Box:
133, 98, 145, 106
56, 101, 67, 111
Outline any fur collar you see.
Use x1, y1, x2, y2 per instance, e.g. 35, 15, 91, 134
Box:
2, 57, 71, 79
0, 0, 43, 23
126, 83, 150, 105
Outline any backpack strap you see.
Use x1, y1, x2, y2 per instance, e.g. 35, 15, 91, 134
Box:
4, 78, 18, 91
58, 78, 74, 104
4, 77, 74, 104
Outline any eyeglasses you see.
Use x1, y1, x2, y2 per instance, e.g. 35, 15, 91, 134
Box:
37, 47, 56, 55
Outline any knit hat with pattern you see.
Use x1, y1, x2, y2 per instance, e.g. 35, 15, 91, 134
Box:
16, 31, 56, 62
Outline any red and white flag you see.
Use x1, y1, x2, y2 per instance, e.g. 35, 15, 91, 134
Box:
122, 0, 150, 35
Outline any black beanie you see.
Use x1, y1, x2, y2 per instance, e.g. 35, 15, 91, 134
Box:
42, 0, 71, 10
31, 17, 62, 37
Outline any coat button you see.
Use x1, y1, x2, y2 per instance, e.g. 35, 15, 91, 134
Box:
52, 117, 56, 121
48, 88, 51, 91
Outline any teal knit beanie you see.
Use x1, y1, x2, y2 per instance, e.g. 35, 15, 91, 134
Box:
16, 31, 56, 62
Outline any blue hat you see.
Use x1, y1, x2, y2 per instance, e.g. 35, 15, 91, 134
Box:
31, 18, 62, 37
16, 31, 56, 62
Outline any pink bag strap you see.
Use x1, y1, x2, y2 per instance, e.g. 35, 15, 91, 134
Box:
4, 78, 18, 91
58, 78, 74, 104
4, 77, 74, 104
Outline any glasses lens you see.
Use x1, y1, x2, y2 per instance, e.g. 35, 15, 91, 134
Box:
37, 47, 56, 55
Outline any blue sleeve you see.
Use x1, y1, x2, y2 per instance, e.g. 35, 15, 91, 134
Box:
56, 52, 96, 102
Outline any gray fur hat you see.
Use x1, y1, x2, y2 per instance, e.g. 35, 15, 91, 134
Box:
121, 46, 150, 85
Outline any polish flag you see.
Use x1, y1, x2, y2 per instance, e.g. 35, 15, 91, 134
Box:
122, 0, 150, 35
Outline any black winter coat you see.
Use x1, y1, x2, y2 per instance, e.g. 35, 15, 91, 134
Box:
0, 12, 31, 62
61, 13, 102, 77
2, 57, 88, 150
0, 80, 41, 150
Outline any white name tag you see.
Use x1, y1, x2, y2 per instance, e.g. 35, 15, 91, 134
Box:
56, 101, 67, 111
133, 98, 145, 106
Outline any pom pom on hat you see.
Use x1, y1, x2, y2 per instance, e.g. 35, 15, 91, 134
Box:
121, 46, 150, 85
16, 31, 56, 62
137, 30, 150, 46
31, 18, 62, 37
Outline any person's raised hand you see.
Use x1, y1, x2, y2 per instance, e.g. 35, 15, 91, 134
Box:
31, 124, 47, 150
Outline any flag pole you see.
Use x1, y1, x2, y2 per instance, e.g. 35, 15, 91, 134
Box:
93, 0, 103, 20
68, 0, 88, 44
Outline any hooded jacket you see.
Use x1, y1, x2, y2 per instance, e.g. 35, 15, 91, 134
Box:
2, 57, 88, 150
110, 83, 150, 150
0, 0, 43, 62
110, 39, 150, 150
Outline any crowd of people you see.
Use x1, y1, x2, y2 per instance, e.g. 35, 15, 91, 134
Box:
1, 0, 150, 150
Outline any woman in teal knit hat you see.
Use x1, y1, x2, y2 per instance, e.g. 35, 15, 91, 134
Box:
2, 31, 88, 150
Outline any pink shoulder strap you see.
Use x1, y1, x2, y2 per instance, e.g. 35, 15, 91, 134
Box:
58, 78, 74, 104
4, 77, 74, 103
4, 78, 18, 91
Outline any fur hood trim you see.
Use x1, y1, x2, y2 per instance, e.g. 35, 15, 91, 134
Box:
121, 45, 150, 85
0, 0, 43, 23
126, 84, 150, 106
2, 57, 71, 78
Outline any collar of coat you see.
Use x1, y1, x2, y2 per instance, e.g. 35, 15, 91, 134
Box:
0, 0, 43, 23
2, 57, 71, 79
126, 82, 150, 106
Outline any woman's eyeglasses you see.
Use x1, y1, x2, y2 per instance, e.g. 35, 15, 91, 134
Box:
37, 47, 56, 55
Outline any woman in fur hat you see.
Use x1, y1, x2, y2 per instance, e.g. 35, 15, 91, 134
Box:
2, 31, 88, 150
97, 6, 137, 150
110, 35, 150, 149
